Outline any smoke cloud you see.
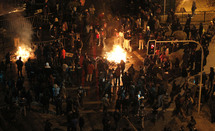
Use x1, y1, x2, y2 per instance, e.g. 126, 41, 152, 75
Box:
7, 13, 33, 47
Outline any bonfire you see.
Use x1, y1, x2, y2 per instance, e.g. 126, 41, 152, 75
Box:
106, 45, 127, 63
15, 46, 33, 62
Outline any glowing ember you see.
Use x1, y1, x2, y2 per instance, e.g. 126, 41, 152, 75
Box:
106, 45, 127, 63
16, 46, 31, 62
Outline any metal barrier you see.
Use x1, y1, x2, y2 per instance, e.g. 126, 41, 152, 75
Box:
175, 11, 215, 23
31, 37, 68, 47
161, 11, 215, 25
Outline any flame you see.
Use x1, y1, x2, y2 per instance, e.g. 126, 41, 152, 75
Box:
106, 45, 126, 63
16, 46, 32, 62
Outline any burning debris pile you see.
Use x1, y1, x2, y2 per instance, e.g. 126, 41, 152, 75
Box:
106, 45, 127, 63
15, 46, 34, 62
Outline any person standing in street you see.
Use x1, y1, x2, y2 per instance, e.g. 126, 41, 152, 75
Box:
191, 0, 197, 16
55, 95, 63, 115
5, 52, 11, 71
44, 119, 52, 131
86, 61, 95, 83
210, 94, 215, 123
79, 116, 85, 131
120, 60, 125, 75
208, 67, 214, 94
60, 47, 66, 65
199, 22, 203, 38
102, 94, 110, 114
77, 86, 85, 107
138, 31, 145, 50
16, 57, 23, 77
114, 65, 121, 86
128, 64, 135, 81
113, 110, 121, 130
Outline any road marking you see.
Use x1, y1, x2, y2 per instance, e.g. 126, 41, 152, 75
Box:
133, 51, 145, 62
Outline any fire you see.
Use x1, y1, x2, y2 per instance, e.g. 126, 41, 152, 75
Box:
16, 46, 32, 62
106, 45, 127, 63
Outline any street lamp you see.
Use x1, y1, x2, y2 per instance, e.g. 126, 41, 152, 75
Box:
147, 40, 204, 114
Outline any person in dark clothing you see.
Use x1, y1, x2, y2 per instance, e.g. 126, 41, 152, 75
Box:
16, 76, 25, 91
191, 0, 197, 16
102, 114, 111, 131
113, 110, 121, 129
25, 58, 32, 79
172, 94, 183, 117
184, 15, 192, 39
77, 86, 85, 107
210, 95, 215, 123
120, 60, 125, 75
208, 67, 214, 94
128, 64, 135, 81
41, 88, 50, 113
66, 96, 73, 114
75, 63, 82, 86
189, 51, 195, 72
0, 61, 6, 73
191, 25, 197, 40
44, 119, 52, 131
74, 38, 83, 54
114, 65, 121, 86
184, 24, 190, 40
175, 57, 180, 69
202, 72, 207, 87
16, 57, 24, 77
55, 95, 63, 115
122, 72, 130, 92
25, 89, 32, 111
115, 97, 122, 112
79, 116, 85, 131
148, 16, 156, 32
182, 66, 188, 78
67, 112, 73, 131
187, 116, 197, 131
170, 81, 180, 102
199, 22, 203, 38
171, 18, 179, 33
67, 112, 79, 131
5, 52, 11, 71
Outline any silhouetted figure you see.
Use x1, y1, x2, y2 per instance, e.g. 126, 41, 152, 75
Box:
16, 57, 23, 77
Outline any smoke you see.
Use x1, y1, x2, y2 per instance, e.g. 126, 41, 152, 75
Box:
7, 13, 33, 47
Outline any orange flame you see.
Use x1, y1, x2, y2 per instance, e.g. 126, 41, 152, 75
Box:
16, 46, 32, 62
106, 45, 126, 63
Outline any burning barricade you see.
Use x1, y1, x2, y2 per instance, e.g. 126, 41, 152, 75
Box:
13, 46, 35, 62
105, 45, 127, 64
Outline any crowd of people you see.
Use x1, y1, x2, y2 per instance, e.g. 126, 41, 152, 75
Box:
0, 0, 215, 130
